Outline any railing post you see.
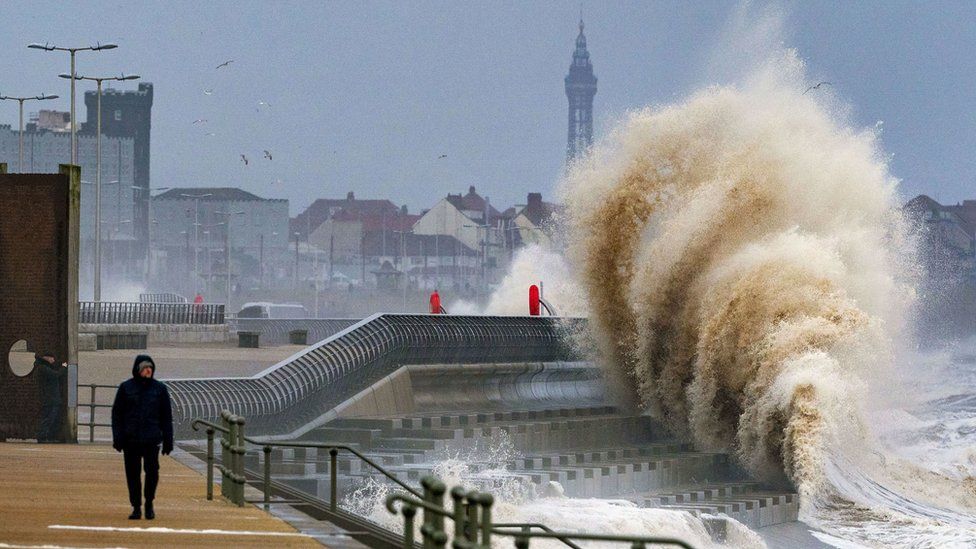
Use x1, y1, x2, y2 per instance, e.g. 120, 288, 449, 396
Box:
263, 445, 272, 510
329, 448, 338, 512
88, 385, 96, 443
631, 542, 647, 549
402, 503, 417, 549
451, 487, 466, 542
235, 416, 246, 507
206, 427, 214, 500
227, 415, 238, 502
220, 412, 231, 499
479, 493, 493, 546
515, 534, 530, 549
465, 490, 479, 542
430, 482, 446, 549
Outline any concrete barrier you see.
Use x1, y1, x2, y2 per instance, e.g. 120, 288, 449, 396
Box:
78, 323, 230, 345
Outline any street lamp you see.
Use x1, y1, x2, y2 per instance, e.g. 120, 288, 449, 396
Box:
215, 211, 245, 309
0, 93, 58, 172
133, 186, 170, 282
61, 72, 138, 301
180, 192, 213, 289
28, 41, 117, 165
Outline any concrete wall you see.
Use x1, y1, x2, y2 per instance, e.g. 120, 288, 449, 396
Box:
0, 169, 77, 441
79, 323, 229, 345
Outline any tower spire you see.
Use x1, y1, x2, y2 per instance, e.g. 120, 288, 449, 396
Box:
565, 15, 597, 163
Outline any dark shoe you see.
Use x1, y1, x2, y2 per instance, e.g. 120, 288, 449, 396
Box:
128, 507, 141, 520
144, 503, 154, 520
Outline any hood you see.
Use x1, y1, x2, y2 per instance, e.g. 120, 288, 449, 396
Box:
132, 354, 156, 379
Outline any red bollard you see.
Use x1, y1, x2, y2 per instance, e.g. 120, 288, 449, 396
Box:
430, 290, 442, 314
529, 285, 540, 316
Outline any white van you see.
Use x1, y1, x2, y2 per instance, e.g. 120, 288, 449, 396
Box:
237, 302, 309, 319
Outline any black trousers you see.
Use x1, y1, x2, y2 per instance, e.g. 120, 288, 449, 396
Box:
123, 443, 160, 507
37, 402, 61, 441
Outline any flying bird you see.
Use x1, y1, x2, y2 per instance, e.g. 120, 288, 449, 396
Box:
216, 60, 234, 69
437, 154, 447, 159
263, 150, 272, 160
271, 178, 283, 185
192, 119, 208, 125
203, 89, 213, 95
240, 154, 249, 166
205, 132, 216, 136
257, 100, 271, 108
803, 81, 832, 95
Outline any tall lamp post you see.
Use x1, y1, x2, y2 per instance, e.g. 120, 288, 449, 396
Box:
61, 72, 139, 301
134, 186, 170, 283
215, 210, 245, 309
180, 192, 213, 291
0, 94, 58, 172
28, 41, 117, 165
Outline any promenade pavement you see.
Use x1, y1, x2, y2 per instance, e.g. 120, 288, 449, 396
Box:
0, 441, 322, 548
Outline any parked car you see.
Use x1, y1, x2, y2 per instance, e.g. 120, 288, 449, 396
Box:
236, 302, 309, 319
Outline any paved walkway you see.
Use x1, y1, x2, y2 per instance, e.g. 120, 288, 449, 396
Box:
0, 442, 322, 548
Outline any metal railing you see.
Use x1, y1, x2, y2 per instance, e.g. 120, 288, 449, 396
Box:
169, 314, 584, 436
386, 477, 696, 549
78, 383, 116, 442
191, 411, 422, 510
190, 411, 695, 549
229, 318, 360, 346
139, 292, 188, 303
79, 301, 225, 324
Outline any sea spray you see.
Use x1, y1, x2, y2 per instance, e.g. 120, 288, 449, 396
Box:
559, 50, 976, 545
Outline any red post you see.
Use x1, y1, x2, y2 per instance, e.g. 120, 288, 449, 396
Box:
429, 290, 442, 314
529, 285, 540, 316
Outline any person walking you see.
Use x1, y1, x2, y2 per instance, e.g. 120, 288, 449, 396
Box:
111, 355, 173, 520
35, 351, 67, 442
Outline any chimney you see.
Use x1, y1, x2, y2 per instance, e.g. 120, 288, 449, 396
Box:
347, 191, 355, 201
527, 193, 543, 209
468, 186, 476, 195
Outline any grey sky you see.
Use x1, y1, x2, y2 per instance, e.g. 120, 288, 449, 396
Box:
1, 1, 974, 214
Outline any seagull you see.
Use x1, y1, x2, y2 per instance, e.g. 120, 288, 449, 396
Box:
437, 154, 447, 159
240, 154, 249, 166
803, 81, 832, 95
192, 119, 208, 125
263, 150, 273, 160
271, 178, 283, 185
205, 132, 216, 136
203, 89, 213, 95
216, 60, 234, 69
257, 100, 271, 108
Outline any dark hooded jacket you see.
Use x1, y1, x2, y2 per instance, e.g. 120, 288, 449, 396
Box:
111, 355, 174, 452
34, 353, 66, 405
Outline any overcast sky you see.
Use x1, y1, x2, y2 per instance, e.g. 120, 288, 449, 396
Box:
1, 1, 974, 214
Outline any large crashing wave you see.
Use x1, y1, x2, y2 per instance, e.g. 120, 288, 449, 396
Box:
561, 52, 911, 504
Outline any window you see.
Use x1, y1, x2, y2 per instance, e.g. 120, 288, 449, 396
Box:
114, 110, 122, 121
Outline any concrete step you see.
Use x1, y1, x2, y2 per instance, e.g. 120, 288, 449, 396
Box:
653, 488, 799, 529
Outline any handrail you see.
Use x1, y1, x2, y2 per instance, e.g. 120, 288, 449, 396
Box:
190, 412, 694, 549
385, 482, 696, 549
78, 383, 118, 443
191, 414, 422, 512
494, 523, 583, 549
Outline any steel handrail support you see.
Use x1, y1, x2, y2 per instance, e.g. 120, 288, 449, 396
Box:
192, 415, 422, 512
77, 383, 118, 442
386, 477, 697, 549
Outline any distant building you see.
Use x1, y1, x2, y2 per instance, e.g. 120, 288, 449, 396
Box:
0, 123, 136, 294
83, 83, 153, 260
151, 187, 289, 296
35, 110, 70, 132
291, 191, 401, 240
413, 186, 513, 288
565, 18, 597, 163
904, 195, 975, 278
511, 192, 561, 248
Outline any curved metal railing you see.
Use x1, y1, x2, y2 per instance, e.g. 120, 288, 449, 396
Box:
168, 314, 584, 436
